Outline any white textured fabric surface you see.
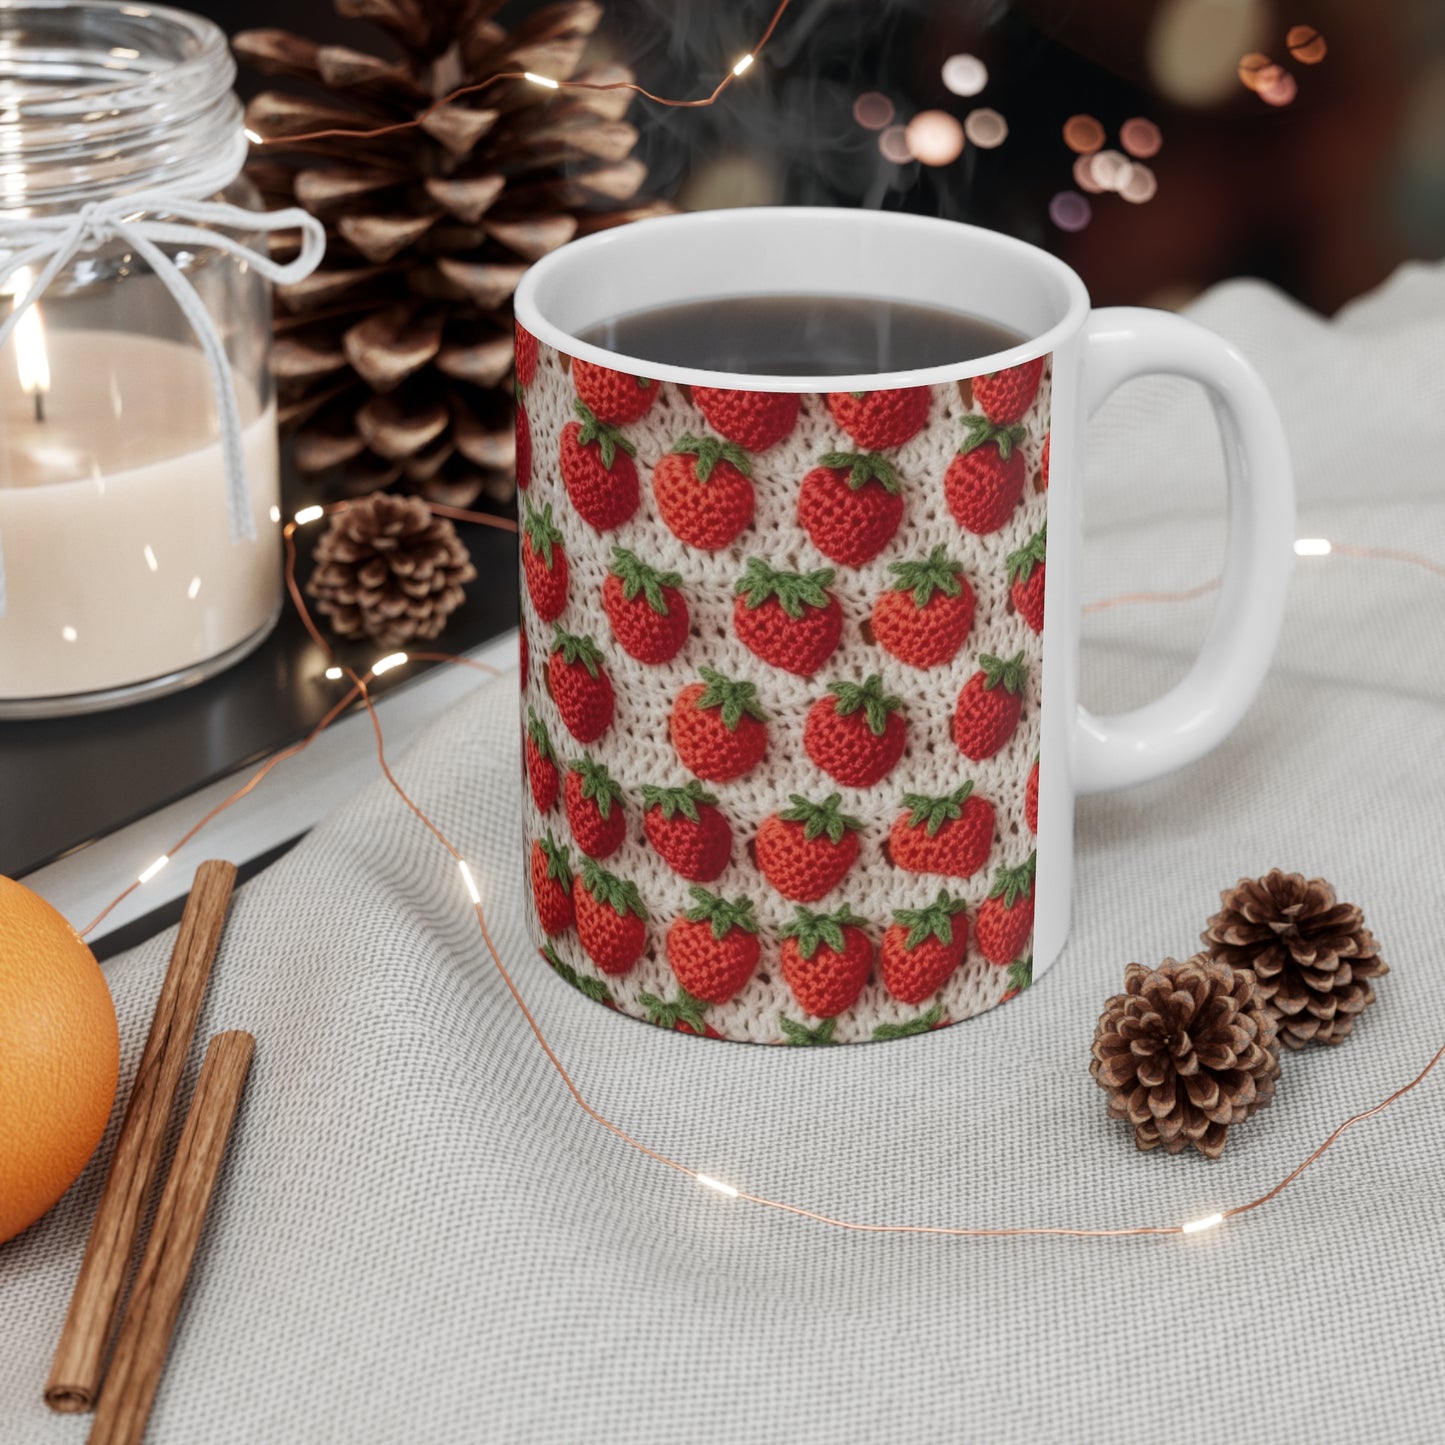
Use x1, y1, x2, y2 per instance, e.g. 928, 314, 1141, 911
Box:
3, 264, 1444, 1444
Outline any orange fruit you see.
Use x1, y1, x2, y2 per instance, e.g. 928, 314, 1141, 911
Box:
0, 876, 119, 1245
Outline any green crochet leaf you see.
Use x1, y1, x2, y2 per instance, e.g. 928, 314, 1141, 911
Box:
682, 886, 759, 940
873, 1002, 946, 1039
957, 413, 1027, 462
1007, 954, 1033, 992
826, 674, 905, 737
577, 859, 648, 919
538, 830, 573, 888
987, 851, 1037, 908
543, 942, 614, 1004
733, 557, 836, 620
777, 793, 864, 845
550, 624, 605, 678
779, 1015, 837, 1046
670, 433, 752, 481
522, 498, 564, 569
894, 889, 967, 950
573, 398, 637, 469
609, 546, 683, 614
695, 667, 768, 730
526, 707, 555, 760
569, 754, 625, 819
639, 781, 717, 823
1006, 523, 1047, 586
816, 450, 901, 493
779, 904, 867, 960
887, 545, 965, 607
640, 987, 710, 1033
901, 783, 975, 838
977, 651, 1027, 696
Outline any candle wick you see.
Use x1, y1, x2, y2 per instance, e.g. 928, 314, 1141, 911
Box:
33, 390, 45, 424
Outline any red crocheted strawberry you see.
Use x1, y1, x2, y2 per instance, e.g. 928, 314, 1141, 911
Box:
639, 987, 723, 1038
531, 832, 574, 936
1007, 524, 1047, 634
972, 357, 1044, 425
564, 754, 627, 859
882, 890, 969, 1004
670, 668, 769, 781
870, 547, 975, 669
641, 781, 732, 883
666, 887, 761, 1004
888, 782, 995, 880
525, 707, 559, 813
827, 387, 931, 450
756, 793, 863, 902
804, 675, 907, 788
653, 435, 754, 551
975, 852, 1036, 965
733, 558, 842, 677
573, 859, 649, 975
519, 627, 528, 689
572, 358, 657, 424
1040, 430, 1050, 490
514, 320, 538, 389
543, 940, 617, 1009
798, 452, 904, 568
953, 652, 1026, 761
560, 400, 639, 532
516, 400, 532, 491
1000, 955, 1032, 1003
602, 546, 689, 665
548, 625, 614, 743
943, 415, 1027, 535
779, 904, 873, 1018
693, 386, 800, 451
1024, 757, 1039, 834
521, 499, 567, 622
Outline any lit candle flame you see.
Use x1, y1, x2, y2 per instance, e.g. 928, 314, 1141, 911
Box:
7, 267, 50, 422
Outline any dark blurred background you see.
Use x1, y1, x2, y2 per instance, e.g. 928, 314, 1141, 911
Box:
205, 0, 1445, 316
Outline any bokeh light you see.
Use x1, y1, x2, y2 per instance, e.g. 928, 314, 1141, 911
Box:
941, 54, 988, 97
905, 109, 965, 166
1072, 153, 1105, 194
878, 125, 913, 163
1119, 118, 1163, 159
1063, 114, 1106, 154
1088, 148, 1131, 192
1286, 24, 1327, 64
963, 107, 1008, 149
852, 92, 895, 131
1049, 191, 1093, 232
1237, 52, 1272, 90
1257, 67, 1298, 106
1119, 164, 1159, 204
1149, 0, 1269, 107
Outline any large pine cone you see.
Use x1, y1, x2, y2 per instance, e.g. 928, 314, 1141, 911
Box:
1091, 956, 1281, 1159
235, 0, 668, 508
307, 493, 477, 646
1202, 870, 1388, 1049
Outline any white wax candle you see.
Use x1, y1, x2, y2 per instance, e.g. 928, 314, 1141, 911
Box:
0, 329, 281, 702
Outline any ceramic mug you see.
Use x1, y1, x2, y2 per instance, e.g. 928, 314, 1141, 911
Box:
512, 208, 1293, 1044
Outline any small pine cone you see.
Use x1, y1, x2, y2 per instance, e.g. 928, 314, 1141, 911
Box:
1091, 956, 1281, 1159
307, 493, 476, 647
1202, 870, 1388, 1049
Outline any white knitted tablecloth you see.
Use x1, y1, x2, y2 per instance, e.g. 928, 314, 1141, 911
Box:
3, 262, 1444, 1444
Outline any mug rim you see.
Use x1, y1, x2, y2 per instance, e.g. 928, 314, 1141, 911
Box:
514, 207, 1091, 393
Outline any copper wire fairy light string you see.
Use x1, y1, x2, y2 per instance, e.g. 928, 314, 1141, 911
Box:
75, 497, 1445, 1241
249, 0, 796, 147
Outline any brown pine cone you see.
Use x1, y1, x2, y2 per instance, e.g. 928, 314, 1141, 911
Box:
307, 493, 476, 647
1091, 956, 1281, 1159
1202, 870, 1388, 1049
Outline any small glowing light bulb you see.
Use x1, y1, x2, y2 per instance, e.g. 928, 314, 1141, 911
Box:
459, 860, 482, 905
324, 666, 343, 681
696, 1174, 739, 1198
294, 504, 325, 525
524, 71, 559, 89
243, 127, 264, 145
1181, 1212, 1224, 1235
1294, 538, 1332, 556
732, 53, 754, 76
138, 854, 170, 885
371, 651, 408, 676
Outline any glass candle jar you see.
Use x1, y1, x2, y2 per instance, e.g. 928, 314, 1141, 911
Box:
0, 1, 287, 716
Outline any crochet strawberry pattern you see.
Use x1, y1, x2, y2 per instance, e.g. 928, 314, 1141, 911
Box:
516, 329, 1051, 1041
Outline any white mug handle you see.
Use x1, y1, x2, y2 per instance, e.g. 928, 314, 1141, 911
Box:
1074, 307, 1295, 794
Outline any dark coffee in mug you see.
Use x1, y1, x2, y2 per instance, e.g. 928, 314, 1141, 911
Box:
576, 294, 1024, 375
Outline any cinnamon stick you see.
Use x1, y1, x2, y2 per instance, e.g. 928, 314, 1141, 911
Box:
46, 860, 238, 1413
87, 1032, 255, 1445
